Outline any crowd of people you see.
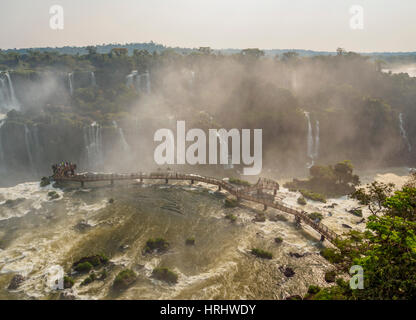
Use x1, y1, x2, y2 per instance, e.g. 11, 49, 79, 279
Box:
52, 162, 77, 177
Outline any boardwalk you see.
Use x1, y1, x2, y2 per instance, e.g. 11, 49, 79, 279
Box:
55, 172, 340, 245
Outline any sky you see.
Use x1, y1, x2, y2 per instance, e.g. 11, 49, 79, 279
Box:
0, 0, 415, 52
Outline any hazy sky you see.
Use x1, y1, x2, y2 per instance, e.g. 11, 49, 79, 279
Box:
1, 0, 415, 52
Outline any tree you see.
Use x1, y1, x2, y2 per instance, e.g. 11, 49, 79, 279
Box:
351, 181, 394, 215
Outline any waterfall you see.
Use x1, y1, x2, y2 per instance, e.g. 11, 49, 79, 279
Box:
90, 72, 96, 86
126, 71, 150, 93
304, 112, 319, 168
0, 78, 8, 109
144, 71, 151, 93
113, 121, 130, 151
5, 72, 19, 110
0, 73, 20, 110
126, 70, 138, 87
24, 125, 37, 173
83, 122, 104, 168
399, 113, 412, 152
305, 112, 314, 165
68, 73, 74, 95
314, 120, 320, 158
0, 119, 5, 165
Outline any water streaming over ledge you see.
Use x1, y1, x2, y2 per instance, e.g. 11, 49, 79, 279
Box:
83, 122, 104, 169
399, 113, 412, 152
0, 72, 20, 111
304, 112, 319, 168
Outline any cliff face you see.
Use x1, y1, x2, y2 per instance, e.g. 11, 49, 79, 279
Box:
0, 69, 414, 187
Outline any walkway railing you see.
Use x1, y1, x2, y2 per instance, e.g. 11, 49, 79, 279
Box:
54, 171, 339, 244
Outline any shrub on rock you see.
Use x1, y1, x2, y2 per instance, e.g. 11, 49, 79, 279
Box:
152, 267, 178, 284
144, 238, 170, 254
113, 269, 137, 289
297, 196, 307, 205
185, 238, 195, 246
251, 248, 273, 259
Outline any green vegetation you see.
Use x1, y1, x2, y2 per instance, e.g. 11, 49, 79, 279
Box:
47, 191, 60, 200
349, 209, 363, 217
63, 276, 74, 289
251, 248, 273, 260
81, 273, 97, 286
152, 267, 178, 284
285, 161, 360, 198
299, 190, 327, 203
113, 269, 137, 289
274, 237, 283, 244
224, 198, 239, 208
320, 248, 343, 264
229, 177, 251, 186
308, 212, 324, 222
40, 177, 51, 187
144, 238, 169, 254
297, 196, 307, 205
306, 181, 416, 300
72, 254, 109, 272
324, 271, 336, 283
74, 262, 93, 273
225, 213, 237, 222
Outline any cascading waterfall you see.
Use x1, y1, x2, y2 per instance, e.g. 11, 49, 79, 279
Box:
0, 119, 5, 165
83, 122, 104, 168
113, 121, 130, 151
126, 70, 138, 87
0, 78, 8, 108
0, 72, 20, 110
304, 111, 319, 168
5, 72, 19, 109
24, 125, 38, 173
144, 71, 151, 93
399, 113, 412, 152
90, 72, 96, 86
126, 71, 151, 93
68, 72, 74, 95
314, 120, 320, 158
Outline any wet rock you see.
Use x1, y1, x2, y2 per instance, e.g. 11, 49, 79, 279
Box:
356, 218, 366, 225
59, 290, 76, 300
119, 244, 130, 252
253, 213, 266, 222
342, 224, 352, 229
4, 198, 25, 208
8, 274, 25, 290
274, 237, 283, 244
74, 220, 92, 231
48, 191, 60, 200
324, 270, 336, 283
289, 252, 306, 258
40, 177, 51, 187
279, 266, 295, 278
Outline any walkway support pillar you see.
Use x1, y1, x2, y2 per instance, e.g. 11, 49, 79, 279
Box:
295, 216, 301, 228
218, 185, 222, 191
